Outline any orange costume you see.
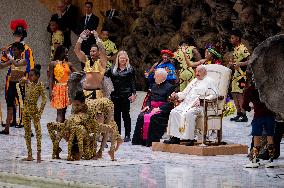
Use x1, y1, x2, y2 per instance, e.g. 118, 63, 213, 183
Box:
51, 61, 70, 109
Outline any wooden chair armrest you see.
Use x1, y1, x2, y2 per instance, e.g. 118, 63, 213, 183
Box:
200, 96, 224, 104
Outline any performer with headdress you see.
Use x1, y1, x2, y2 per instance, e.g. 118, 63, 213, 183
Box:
0, 19, 35, 133
144, 49, 177, 88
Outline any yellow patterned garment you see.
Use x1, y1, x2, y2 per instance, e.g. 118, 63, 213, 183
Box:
102, 39, 118, 56
24, 82, 46, 109
54, 61, 70, 83
174, 46, 195, 91
231, 44, 250, 93
50, 30, 64, 60
102, 39, 118, 68
84, 57, 105, 75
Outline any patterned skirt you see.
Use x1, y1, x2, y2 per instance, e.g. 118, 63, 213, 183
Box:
51, 83, 69, 109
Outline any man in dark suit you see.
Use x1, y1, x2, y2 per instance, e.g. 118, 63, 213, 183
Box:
64, 0, 78, 32
47, 0, 74, 49
75, 1, 99, 69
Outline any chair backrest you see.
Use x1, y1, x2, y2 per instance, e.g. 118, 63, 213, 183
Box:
204, 64, 232, 97
204, 64, 232, 110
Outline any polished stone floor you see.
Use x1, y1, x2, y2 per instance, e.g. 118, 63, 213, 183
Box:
0, 92, 283, 188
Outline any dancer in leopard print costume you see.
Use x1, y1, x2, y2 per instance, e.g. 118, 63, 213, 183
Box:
86, 98, 123, 161
21, 65, 46, 163
47, 91, 123, 161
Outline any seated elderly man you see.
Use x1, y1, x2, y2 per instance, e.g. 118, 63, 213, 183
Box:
164, 65, 218, 146
132, 68, 176, 146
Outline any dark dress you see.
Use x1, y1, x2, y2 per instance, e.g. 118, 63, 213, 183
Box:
132, 81, 175, 146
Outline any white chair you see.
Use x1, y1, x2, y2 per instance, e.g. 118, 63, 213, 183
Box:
195, 64, 232, 144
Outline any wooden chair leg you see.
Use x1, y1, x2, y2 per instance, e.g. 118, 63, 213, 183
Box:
217, 118, 223, 144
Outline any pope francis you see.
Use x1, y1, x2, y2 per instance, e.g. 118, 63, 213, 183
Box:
164, 65, 218, 146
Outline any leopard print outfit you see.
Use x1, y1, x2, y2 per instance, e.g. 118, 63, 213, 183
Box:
47, 121, 67, 159
66, 113, 88, 160
47, 98, 121, 160
22, 82, 46, 157
85, 98, 121, 153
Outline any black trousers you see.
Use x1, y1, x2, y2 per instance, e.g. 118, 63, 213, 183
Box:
147, 113, 169, 146
111, 96, 131, 137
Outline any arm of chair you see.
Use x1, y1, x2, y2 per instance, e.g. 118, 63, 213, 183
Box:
200, 96, 224, 109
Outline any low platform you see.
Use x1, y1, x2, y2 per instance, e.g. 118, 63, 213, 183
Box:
152, 142, 248, 156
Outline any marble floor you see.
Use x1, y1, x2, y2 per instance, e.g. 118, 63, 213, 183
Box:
0, 92, 283, 188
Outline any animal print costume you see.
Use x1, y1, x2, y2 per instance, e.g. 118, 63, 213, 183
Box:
47, 121, 67, 159
22, 82, 46, 157
85, 98, 121, 154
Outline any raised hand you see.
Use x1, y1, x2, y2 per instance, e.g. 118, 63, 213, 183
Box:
79, 30, 90, 40
91, 30, 99, 38
181, 46, 187, 53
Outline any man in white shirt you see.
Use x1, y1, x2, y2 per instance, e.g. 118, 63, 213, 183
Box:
164, 65, 218, 146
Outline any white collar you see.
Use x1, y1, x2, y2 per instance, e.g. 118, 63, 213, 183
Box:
86, 13, 92, 17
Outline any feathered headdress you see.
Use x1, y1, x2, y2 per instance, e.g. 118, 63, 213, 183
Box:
205, 43, 222, 59
10, 19, 28, 38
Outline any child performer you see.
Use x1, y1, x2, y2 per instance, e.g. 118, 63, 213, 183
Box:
22, 64, 47, 163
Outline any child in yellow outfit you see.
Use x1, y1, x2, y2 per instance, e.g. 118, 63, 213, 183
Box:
22, 64, 47, 163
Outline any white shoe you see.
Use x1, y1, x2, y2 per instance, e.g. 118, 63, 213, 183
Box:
265, 159, 276, 168
244, 162, 260, 168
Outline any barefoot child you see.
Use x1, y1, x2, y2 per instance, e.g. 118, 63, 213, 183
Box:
22, 64, 47, 163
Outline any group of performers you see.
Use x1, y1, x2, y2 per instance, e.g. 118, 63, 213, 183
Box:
0, 19, 280, 167
0, 20, 123, 162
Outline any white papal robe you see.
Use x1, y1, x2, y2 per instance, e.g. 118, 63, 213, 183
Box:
167, 76, 218, 140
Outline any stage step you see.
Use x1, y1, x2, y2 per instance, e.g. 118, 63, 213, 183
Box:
152, 142, 248, 156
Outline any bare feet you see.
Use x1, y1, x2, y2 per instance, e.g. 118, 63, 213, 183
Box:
115, 138, 123, 151
108, 150, 116, 161
67, 156, 73, 161
22, 156, 33, 161
93, 151, 102, 160
75, 152, 82, 161
37, 152, 41, 163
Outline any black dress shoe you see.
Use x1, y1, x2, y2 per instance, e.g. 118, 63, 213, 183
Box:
185, 140, 195, 146
0, 130, 9, 135
15, 124, 24, 128
163, 137, 180, 144
230, 112, 242, 121
235, 115, 248, 122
